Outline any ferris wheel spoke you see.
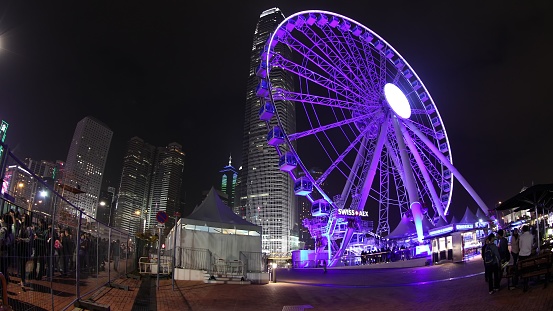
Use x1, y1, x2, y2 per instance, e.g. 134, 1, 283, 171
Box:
315, 25, 376, 98
273, 54, 366, 101
316, 124, 372, 186
272, 37, 362, 98
293, 22, 373, 97
288, 112, 372, 142
273, 88, 375, 111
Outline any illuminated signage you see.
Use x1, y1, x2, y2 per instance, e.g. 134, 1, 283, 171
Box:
428, 225, 454, 237
455, 223, 474, 230
337, 209, 368, 217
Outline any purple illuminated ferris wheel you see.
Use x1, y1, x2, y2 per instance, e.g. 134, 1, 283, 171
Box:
257, 10, 489, 266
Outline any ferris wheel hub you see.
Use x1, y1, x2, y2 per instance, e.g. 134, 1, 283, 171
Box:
384, 83, 411, 119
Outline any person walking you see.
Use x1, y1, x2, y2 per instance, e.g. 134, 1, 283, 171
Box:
483, 233, 501, 294
322, 260, 327, 274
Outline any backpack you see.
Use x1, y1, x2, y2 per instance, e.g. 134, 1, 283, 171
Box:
484, 245, 496, 266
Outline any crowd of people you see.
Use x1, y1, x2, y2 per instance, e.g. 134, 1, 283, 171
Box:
481, 224, 543, 294
0, 209, 126, 290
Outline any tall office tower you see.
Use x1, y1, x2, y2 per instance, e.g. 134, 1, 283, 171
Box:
219, 154, 238, 208
64, 116, 112, 219
114, 137, 156, 236
147, 142, 185, 235
238, 8, 298, 257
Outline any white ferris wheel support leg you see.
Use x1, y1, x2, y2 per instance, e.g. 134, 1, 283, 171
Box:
392, 116, 425, 242
404, 119, 490, 216
397, 120, 446, 220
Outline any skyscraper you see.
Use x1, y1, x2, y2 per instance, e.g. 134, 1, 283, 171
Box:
219, 154, 238, 208
114, 138, 185, 236
238, 8, 298, 257
147, 142, 185, 235
114, 137, 156, 235
63, 116, 112, 219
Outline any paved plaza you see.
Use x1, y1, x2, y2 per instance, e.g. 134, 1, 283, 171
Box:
8, 257, 553, 311
5, 257, 553, 311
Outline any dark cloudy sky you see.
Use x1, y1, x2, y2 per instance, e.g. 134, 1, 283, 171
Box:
0, 1, 551, 218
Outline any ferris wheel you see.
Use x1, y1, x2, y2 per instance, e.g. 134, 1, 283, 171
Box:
256, 10, 489, 265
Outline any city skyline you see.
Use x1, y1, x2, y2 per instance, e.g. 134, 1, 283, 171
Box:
1, 1, 552, 224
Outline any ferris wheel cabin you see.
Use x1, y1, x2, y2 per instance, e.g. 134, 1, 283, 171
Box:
311, 199, 330, 217
258, 101, 275, 121
267, 126, 285, 146
279, 152, 297, 172
294, 177, 313, 196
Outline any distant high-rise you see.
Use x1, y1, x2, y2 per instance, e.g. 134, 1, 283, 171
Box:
147, 142, 185, 235
63, 116, 112, 218
114, 137, 156, 235
237, 7, 298, 257
219, 154, 238, 208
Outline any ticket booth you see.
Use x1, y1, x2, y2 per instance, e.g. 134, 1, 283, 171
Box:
429, 223, 479, 263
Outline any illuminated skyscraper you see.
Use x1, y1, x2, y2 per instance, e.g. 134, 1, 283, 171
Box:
147, 142, 185, 235
115, 138, 185, 236
237, 8, 298, 257
114, 137, 155, 235
64, 116, 112, 218
219, 154, 238, 208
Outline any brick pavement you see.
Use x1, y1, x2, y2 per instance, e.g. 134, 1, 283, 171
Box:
7, 257, 553, 311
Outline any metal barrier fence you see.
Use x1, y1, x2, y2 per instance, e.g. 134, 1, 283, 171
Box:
0, 142, 137, 311
175, 246, 213, 272
240, 251, 265, 273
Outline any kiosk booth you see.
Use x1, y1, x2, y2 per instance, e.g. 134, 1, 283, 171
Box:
428, 222, 480, 263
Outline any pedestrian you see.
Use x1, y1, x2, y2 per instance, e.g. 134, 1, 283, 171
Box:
112, 239, 121, 272
509, 228, 520, 289
16, 214, 34, 290
483, 233, 501, 294
518, 225, 533, 261
0, 215, 13, 284
496, 229, 510, 288
323, 260, 327, 273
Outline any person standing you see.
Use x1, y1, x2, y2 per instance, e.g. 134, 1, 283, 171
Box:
496, 229, 510, 288
322, 260, 327, 274
0, 215, 13, 284
509, 228, 520, 289
518, 225, 534, 261
16, 214, 34, 290
112, 239, 121, 272
483, 233, 501, 294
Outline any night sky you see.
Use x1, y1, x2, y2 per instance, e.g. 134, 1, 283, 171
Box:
0, 1, 551, 219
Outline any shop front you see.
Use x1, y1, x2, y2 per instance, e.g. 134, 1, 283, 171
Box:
428, 223, 480, 263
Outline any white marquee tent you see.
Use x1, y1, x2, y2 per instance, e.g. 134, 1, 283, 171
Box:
166, 187, 262, 272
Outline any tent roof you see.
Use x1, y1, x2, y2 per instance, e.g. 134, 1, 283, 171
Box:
475, 208, 489, 221
183, 187, 261, 233
421, 216, 435, 234
435, 216, 448, 227
386, 215, 417, 239
460, 206, 479, 224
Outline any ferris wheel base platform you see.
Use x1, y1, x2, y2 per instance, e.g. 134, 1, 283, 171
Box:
332, 257, 430, 270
